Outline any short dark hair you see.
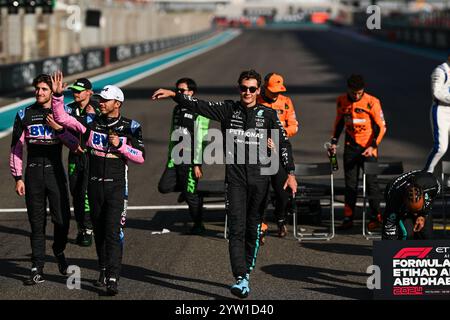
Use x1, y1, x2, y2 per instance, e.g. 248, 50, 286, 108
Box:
264, 72, 275, 83
32, 74, 52, 89
347, 74, 365, 90
176, 78, 197, 94
238, 69, 261, 87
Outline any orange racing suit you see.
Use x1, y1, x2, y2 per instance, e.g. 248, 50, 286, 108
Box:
331, 92, 387, 221
257, 94, 298, 137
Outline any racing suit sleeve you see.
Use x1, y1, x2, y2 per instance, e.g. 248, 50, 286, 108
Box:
52, 94, 87, 134
271, 110, 295, 173
173, 93, 229, 122
331, 98, 344, 144
284, 97, 299, 137
431, 66, 450, 104
116, 121, 145, 164
382, 182, 399, 240
193, 115, 210, 165
369, 98, 387, 147
418, 173, 441, 217
55, 128, 80, 152
10, 112, 25, 181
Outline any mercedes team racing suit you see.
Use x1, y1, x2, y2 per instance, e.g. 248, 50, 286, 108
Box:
173, 92, 295, 279
158, 103, 209, 226
10, 103, 79, 270
257, 91, 298, 225
65, 99, 99, 234
52, 94, 145, 280
331, 92, 387, 222
382, 170, 440, 240
425, 61, 450, 173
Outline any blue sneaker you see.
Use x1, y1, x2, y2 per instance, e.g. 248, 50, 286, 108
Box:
230, 275, 250, 299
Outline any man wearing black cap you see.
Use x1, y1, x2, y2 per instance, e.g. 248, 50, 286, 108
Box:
66, 78, 99, 246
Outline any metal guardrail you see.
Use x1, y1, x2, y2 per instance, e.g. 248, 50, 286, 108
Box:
0, 28, 215, 94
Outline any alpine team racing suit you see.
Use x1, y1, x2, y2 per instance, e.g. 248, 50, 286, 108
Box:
425, 61, 450, 173
257, 92, 298, 224
10, 103, 79, 269
331, 92, 387, 221
173, 93, 295, 279
158, 103, 210, 226
382, 170, 440, 240
52, 94, 145, 280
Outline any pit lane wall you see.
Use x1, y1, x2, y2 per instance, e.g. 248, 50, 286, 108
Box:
0, 28, 214, 94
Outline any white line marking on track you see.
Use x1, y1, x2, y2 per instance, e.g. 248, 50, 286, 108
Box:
0, 202, 362, 213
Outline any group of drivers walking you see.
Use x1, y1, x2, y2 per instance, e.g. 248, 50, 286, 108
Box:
8, 52, 449, 298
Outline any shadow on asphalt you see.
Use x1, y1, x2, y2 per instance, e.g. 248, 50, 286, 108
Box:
0, 257, 105, 295
0, 256, 232, 299
261, 264, 370, 300
126, 210, 228, 240
0, 225, 54, 242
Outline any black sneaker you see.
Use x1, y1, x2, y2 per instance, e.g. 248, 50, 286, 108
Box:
190, 223, 206, 235
24, 267, 45, 286
80, 230, 93, 247
277, 220, 288, 238
55, 252, 68, 275
94, 269, 106, 287
106, 278, 119, 296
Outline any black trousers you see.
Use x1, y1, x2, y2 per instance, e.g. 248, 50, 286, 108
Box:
158, 164, 203, 225
89, 179, 126, 279
226, 177, 269, 278
343, 144, 380, 220
68, 152, 92, 231
262, 166, 289, 223
25, 162, 71, 269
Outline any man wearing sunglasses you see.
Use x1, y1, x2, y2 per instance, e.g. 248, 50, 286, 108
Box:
66, 78, 100, 247
152, 69, 297, 299
257, 73, 298, 242
158, 78, 210, 235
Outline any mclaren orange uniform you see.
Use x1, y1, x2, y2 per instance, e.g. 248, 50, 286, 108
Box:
331, 92, 387, 224
332, 93, 386, 153
257, 94, 298, 137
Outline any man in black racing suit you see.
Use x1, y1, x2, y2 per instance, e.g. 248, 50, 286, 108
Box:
382, 170, 440, 240
51, 71, 145, 296
152, 69, 297, 299
10, 74, 80, 285
65, 78, 100, 247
